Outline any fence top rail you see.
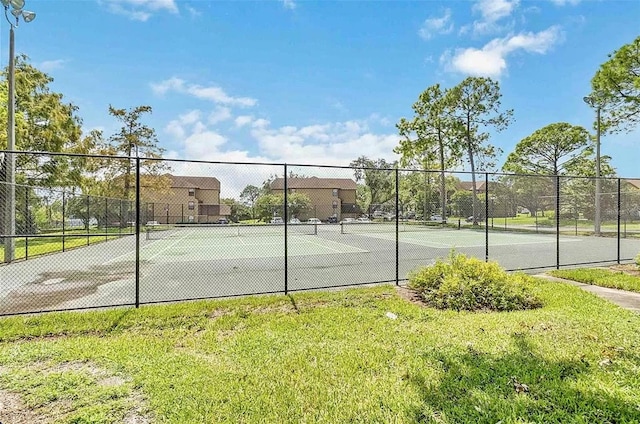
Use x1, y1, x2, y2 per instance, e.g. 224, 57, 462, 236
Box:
1, 149, 636, 181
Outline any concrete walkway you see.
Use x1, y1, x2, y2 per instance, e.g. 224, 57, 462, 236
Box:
537, 274, 640, 313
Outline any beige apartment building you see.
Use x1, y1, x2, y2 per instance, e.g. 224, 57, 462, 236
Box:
270, 177, 359, 221
143, 174, 230, 224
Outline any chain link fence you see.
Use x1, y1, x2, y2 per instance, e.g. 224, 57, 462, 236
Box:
2, 151, 640, 315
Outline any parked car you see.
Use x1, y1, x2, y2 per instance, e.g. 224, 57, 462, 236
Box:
466, 216, 484, 223
289, 218, 301, 224
357, 217, 372, 223
340, 217, 356, 224
270, 217, 284, 224
327, 216, 338, 224
216, 218, 229, 225
145, 221, 160, 226
429, 215, 446, 222
307, 218, 322, 224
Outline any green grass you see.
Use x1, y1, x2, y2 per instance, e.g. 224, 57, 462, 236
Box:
549, 268, 640, 293
1, 283, 639, 423
0, 229, 127, 261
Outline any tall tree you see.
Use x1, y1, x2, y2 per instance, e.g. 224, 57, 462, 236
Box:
502, 123, 591, 176
240, 185, 261, 218
349, 156, 397, 210
447, 77, 513, 224
0, 55, 85, 187
396, 84, 461, 221
590, 35, 640, 133
99, 105, 170, 201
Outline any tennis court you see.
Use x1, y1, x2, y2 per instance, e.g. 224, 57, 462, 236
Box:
2, 222, 640, 315
116, 225, 367, 262
340, 222, 582, 248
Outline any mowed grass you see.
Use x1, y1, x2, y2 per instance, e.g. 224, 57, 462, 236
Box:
0, 229, 129, 261
1, 283, 640, 423
550, 268, 640, 293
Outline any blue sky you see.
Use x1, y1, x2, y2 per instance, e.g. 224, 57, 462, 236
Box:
2, 0, 639, 187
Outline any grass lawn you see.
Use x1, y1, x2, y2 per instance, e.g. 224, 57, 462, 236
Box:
549, 267, 640, 293
0, 228, 129, 261
1, 283, 639, 423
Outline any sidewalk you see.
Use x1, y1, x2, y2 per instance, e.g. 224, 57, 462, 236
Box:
537, 274, 640, 313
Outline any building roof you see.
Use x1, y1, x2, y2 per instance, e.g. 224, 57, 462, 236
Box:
624, 179, 640, 190
166, 174, 220, 190
271, 177, 357, 190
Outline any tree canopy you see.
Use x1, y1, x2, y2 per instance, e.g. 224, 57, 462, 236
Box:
396, 84, 461, 220
0, 55, 86, 187
447, 77, 513, 224
590, 35, 640, 133
502, 123, 591, 176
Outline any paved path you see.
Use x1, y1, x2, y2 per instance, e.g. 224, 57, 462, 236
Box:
537, 274, 640, 313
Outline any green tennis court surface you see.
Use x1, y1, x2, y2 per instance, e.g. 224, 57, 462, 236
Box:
122, 232, 368, 263
355, 227, 581, 248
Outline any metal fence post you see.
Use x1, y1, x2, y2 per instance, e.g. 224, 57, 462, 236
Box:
135, 157, 141, 308
284, 164, 288, 295
62, 192, 66, 252
24, 187, 29, 260
86, 195, 90, 246
105, 197, 108, 241
617, 178, 621, 264
556, 175, 560, 270
395, 167, 399, 286
485, 172, 489, 262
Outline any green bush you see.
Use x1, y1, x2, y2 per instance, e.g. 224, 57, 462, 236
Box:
408, 251, 543, 312
635, 253, 640, 267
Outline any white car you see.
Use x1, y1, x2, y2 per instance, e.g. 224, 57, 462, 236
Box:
307, 218, 321, 224
340, 217, 356, 224
270, 217, 284, 224
289, 218, 301, 224
357, 217, 372, 223
145, 221, 160, 226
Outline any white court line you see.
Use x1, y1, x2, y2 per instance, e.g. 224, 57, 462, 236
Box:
305, 238, 367, 253
101, 237, 166, 265
145, 230, 197, 261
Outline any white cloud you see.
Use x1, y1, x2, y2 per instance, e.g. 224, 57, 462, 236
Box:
208, 107, 232, 124
461, 0, 519, 35
150, 77, 258, 107
474, 0, 519, 23
185, 5, 201, 18
39, 59, 66, 72
548, 0, 581, 5
418, 8, 454, 40
281, 0, 296, 10
234, 116, 254, 127
101, 0, 178, 21
442, 25, 563, 77
163, 111, 400, 197
164, 110, 202, 139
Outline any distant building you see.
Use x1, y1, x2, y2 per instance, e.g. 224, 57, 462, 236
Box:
270, 177, 359, 221
143, 174, 230, 224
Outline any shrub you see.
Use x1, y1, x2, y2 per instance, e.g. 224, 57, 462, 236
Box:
635, 253, 640, 268
408, 251, 543, 312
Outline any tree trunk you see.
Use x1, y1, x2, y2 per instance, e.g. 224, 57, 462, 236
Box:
438, 132, 446, 222
467, 143, 478, 225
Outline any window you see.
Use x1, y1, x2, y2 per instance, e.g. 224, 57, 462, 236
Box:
332, 188, 338, 196
188, 188, 195, 196
188, 201, 195, 210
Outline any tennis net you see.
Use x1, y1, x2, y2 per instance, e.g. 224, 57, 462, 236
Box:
146, 223, 318, 240
340, 221, 449, 235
